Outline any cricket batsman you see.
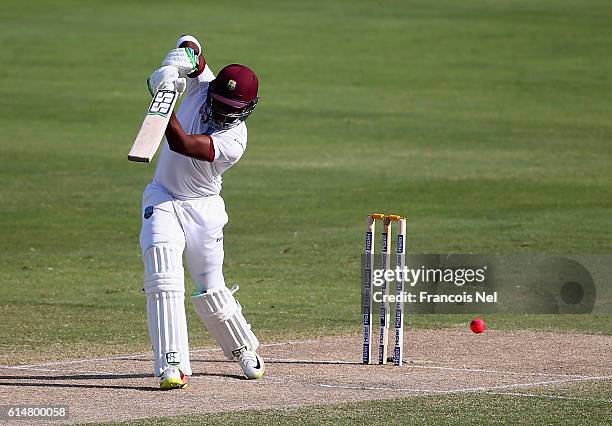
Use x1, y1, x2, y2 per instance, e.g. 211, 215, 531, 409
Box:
139, 35, 264, 389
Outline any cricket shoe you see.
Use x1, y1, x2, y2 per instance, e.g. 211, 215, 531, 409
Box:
159, 366, 187, 390
236, 347, 265, 379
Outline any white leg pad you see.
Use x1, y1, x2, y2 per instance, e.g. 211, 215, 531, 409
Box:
144, 244, 192, 376
192, 286, 259, 360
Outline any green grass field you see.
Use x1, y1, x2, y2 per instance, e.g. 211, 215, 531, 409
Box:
0, 0, 611, 423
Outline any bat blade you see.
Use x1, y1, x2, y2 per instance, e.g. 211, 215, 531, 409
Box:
128, 89, 178, 163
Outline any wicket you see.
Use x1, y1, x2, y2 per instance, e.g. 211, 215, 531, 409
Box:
362, 213, 406, 366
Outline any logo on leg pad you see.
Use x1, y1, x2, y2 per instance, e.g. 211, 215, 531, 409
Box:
166, 351, 181, 366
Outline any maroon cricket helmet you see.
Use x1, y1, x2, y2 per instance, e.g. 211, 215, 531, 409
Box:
208, 64, 259, 129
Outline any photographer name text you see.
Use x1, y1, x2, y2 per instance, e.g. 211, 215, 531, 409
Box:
373, 291, 498, 304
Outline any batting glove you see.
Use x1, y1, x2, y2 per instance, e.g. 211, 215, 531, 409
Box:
147, 66, 187, 96
161, 48, 198, 77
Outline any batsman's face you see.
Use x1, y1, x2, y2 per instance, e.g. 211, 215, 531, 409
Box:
210, 98, 242, 127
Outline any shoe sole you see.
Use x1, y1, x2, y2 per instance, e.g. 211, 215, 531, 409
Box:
245, 366, 265, 380
160, 378, 187, 390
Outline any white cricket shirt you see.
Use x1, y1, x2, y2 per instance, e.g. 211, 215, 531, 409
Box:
153, 65, 247, 199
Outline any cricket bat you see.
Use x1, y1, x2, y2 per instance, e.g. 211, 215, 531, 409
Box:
128, 89, 178, 162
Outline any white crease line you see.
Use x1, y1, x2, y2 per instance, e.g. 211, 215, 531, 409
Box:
0, 354, 148, 370
319, 375, 612, 394
1, 367, 71, 374
0, 365, 116, 375
485, 391, 612, 403
0, 364, 124, 374
0, 338, 324, 371
0, 353, 191, 373
409, 365, 593, 379
191, 338, 323, 354
261, 339, 323, 347
248, 358, 602, 380
265, 358, 356, 365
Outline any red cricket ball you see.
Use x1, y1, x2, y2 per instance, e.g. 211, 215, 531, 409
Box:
470, 318, 487, 334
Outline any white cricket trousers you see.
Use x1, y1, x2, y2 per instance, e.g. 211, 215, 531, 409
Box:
140, 181, 228, 292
